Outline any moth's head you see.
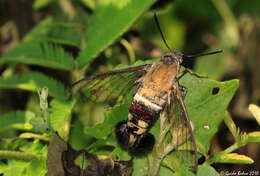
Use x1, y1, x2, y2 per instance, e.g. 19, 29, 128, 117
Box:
153, 13, 223, 66
160, 50, 183, 65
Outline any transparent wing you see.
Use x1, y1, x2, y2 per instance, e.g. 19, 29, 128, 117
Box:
166, 82, 198, 170
71, 64, 151, 106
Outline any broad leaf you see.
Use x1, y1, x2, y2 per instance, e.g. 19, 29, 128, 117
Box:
179, 77, 239, 155
49, 99, 74, 141
197, 165, 219, 176
77, 0, 156, 68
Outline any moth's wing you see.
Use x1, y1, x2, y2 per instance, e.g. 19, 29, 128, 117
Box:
71, 64, 151, 106
166, 82, 198, 170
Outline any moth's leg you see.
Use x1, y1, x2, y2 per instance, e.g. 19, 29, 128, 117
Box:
176, 68, 207, 80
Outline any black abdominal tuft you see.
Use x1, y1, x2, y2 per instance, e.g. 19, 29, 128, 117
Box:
129, 133, 155, 155
115, 121, 130, 148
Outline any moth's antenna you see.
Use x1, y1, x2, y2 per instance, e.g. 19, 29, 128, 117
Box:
184, 49, 223, 59
153, 13, 172, 51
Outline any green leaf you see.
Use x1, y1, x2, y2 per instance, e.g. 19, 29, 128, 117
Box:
23, 17, 52, 41
0, 141, 47, 175
0, 138, 28, 151
212, 152, 254, 164
26, 158, 47, 176
69, 118, 93, 150
132, 157, 174, 176
197, 165, 219, 176
132, 157, 149, 176
194, 51, 226, 80
85, 123, 114, 139
173, 166, 195, 176
24, 13, 87, 48
179, 77, 239, 155
0, 111, 35, 136
33, 0, 55, 10
0, 160, 28, 176
0, 42, 74, 71
80, 0, 96, 9
158, 166, 175, 176
247, 132, 260, 143
77, 0, 156, 68
249, 104, 260, 126
19, 139, 47, 155
0, 72, 67, 99
0, 158, 46, 176
49, 99, 74, 141
84, 89, 133, 139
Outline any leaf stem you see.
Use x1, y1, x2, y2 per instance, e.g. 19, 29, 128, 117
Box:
120, 39, 136, 65
223, 138, 247, 154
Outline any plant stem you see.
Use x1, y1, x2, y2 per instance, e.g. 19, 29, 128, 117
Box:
223, 141, 247, 154
120, 39, 136, 65
148, 152, 163, 176
57, 0, 75, 20
0, 150, 43, 161
19, 132, 50, 142
147, 113, 174, 176
212, 0, 239, 47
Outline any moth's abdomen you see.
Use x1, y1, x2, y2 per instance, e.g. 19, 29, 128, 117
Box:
115, 91, 166, 154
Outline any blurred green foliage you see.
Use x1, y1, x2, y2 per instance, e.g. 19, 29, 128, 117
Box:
0, 0, 259, 175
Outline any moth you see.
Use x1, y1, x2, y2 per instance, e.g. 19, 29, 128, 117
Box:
71, 14, 222, 169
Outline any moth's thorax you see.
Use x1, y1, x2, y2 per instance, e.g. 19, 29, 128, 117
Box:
139, 59, 179, 93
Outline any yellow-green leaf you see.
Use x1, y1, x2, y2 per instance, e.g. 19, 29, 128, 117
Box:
247, 131, 260, 143
213, 153, 254, 164
249, 104, 260, 125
